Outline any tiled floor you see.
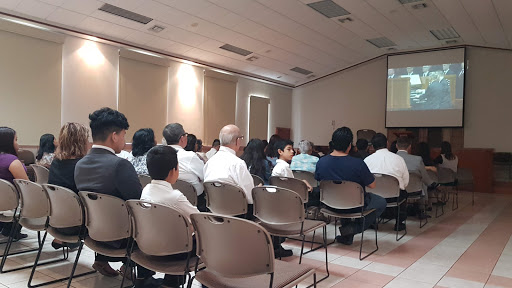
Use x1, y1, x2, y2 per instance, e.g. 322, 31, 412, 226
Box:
1, 191, 512, 288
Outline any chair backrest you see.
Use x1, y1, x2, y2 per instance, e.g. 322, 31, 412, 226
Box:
406, 172, 423, 193
0, 179, 19, 212
17, 149, 35, 165
357, 129, 377, 143
252, 186, 304, 225
251, 174, 264, 186
190, 213, 274, 278
42, 184, 84, 229
457, 168, 473, 186
438, 167, 457, 184
126, 200, 192, 256
203, 182, 248, 216
13, 179, 50, 219
367, 173, 400, 199
78, 192, 130, 242
319, 180, 365, 210
269, 176, 309, 202
292, 170, 318, 188
173, 180, 198, 206
138, 174, 152, 188
30, 164, 50, 184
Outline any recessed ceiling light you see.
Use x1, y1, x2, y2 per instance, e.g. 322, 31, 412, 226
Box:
338, 17, 353, 23
246, 56, 259, 62
148, 25, 165, 33
411, 3, 427, 9
191, 22, 199, 27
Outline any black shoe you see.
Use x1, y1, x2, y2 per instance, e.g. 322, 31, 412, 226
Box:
368, 224, 377, 230
274, 246, 293, 258
394, 223, 406, 231
335, 235, 354, 245
12, 232, 28, 242
339, 224, 355, 235
428, 182, 440, 191
52, 241, 80, 250
134, 277, 163, 288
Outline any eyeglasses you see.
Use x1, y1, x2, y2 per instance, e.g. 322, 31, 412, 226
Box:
181, 133, 188, 138
237, 135, 244, 140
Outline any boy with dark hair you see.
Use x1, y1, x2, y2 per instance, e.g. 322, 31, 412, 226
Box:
271, 139, 295, 178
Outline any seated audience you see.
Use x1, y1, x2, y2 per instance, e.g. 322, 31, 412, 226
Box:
205, 139, 220, 160
240, 138, 272, 184
35, 133, 57, 168
184, 133, 197, 152
290, 140, 319, 173
129, 128, 156, 175
74, 108, 156, 285
0, 127, 29, 240
315, 127, 386, 245
364, 133, 409, 231
434, 141, 458, 173
265, 134, 281, 168
416, 142, 437, 173
163, 123, 206, 212
195, 139, 207, 163
272, 139, 313, 191
48, 122, 90, 250
353, 138, 370, 159
389, 140, 398, 153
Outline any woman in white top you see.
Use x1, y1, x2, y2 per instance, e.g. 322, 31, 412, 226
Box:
434, 141, 458, 173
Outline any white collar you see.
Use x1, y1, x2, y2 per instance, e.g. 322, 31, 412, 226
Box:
375, 148, 389, 153
276, 159, 290, 166
170, 145, 183, 151
219, 146, 236, 155
92, 144, 115, 154
150, 179, 173, 189
397, 150, 408, 153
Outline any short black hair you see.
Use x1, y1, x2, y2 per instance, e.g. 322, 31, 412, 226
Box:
0, 127, 17, 156
162, 123, 185, 145
212, 139, 220, 146
330, 127, 353, 152
356, 138, 368, 151
396, 137, 410, 150
132, 128, 155, 157
89, 107, 129, 142
146, 145, 178, 180
36, 133, 56, 160
185, 134, 197, 152
371, 133, 387, 150
275, 139, 294, 153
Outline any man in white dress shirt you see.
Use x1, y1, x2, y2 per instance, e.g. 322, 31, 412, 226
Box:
205, 139, 220, 160
364, 133, 409, 231
163, 123, 206, 212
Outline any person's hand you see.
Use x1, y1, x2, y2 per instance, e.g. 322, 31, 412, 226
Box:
257, 183, 263, 187
303, 180, 313, 192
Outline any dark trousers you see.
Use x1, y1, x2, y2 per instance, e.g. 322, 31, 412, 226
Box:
94, 239, 154, 279
384, 189, 408, 223
162, 237, 197, 286
197, 192, 208, 212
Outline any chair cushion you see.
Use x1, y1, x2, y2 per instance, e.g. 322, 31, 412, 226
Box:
259, 219, 325, 237
320, 208, 375, 219
84, 237, 127, 257
131, 250, 202, 275
47, 227, 81, 243
19, 217, 47, 231
196, 259, 314, 288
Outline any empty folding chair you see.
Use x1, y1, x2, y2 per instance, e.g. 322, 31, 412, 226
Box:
251, 174, 264, 187
367, 174, 406, 241
319, 180, 378, 260
405, 172, 428, 228
30, 164, 49, 185
189, 213, 317, 288
126, 201, 201, 287
292, 170, 318, 188
438, 167, 458, 211
203, 182, 248, 217
173, 180, 198, 206
138, 174, 152, 188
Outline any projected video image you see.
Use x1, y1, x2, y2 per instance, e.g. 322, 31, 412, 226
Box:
387, 63, 464, 111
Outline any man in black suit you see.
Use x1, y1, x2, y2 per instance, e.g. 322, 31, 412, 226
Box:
421, 71, 452, 109
74, 108, 157, 287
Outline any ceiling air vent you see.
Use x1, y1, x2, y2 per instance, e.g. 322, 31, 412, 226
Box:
219, 44, 253, 56
148, 25, 165, 33
307, 0, 350, 18
411, 3, 427, 9
398, 0, 423, 4
339, 17, 353, 23
446, 39, 458, 44
367, 37, 397, 48
99, 4, 153, 24
430, 27, 460, 40
291, 67, 313, 75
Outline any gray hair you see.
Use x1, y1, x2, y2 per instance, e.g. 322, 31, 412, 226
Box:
298, 140, 312, 154
219, 124, 240, 146
162, 123, 184, 145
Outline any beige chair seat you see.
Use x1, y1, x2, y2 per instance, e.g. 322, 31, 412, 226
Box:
0, 214, 14, 223
47, 227, 81, 243
320, 207, 375, 219
84, 237, 127, 257
19, 217, 47, 231
259, 219, 325, 238
131, 250, 202, 275
196, 260, 314, 288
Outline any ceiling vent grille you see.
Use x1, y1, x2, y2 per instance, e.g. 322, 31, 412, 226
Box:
291, 67, 313, 75
445, 39, 458, 44
398, 0, 423, 4
99, 4, 153, 24
430, 27, 460, 40
367, 37, 397, 48
307, 0, 350, 18
411, 3, 427, 9
219, 44, 253, 56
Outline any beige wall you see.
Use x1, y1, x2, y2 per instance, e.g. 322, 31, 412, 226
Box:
292, 57, 387, 146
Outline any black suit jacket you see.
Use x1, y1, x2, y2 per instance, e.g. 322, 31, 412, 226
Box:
74, 148, 142, 201
422, 80, 451, 109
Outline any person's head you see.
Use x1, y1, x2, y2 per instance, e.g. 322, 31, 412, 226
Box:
55, 122, 89, 160
406, 67, 413, 74
441, 141, 455, 160
146, 145, 179, 183
396, 137, 411, 152
298, 140, 313, 155
240, 138, 267, 175
443, 64, 450, 71
388, 69, 395, 76
36, 134, 56, 160
219, 124, 243, 150
88, 107, 129, 153
211, 139, 220, 150
389, 140, 398, 153
265, 134, 281, 158
416, 142, 431, 161
131, 128, 156, 157
356, 138, 368, 152
197, 139, 203, 152
371, 133, 388, 150
185, 134, 197, 152
276, 139, 294, 162
0, 127, 18, 156
162, 123, 187, 147
330, 127, 353, 153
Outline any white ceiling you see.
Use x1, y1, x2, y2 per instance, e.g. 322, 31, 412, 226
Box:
0, 0, 510, 87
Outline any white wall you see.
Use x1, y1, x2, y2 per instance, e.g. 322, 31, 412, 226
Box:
292, 57, 387, 146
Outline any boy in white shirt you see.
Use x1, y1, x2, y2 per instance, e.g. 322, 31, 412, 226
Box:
272, 139, 313, 191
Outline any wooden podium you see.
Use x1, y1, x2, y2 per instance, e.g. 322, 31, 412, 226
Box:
387, 78, 411, 110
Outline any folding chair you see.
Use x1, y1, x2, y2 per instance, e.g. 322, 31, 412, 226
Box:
203, 182, 248, 217
438, 167, 458, 211
251, 174, 264, 186
319, 180, 378, 260
189, 213, 317, 288
292, 170, 318, 188
405, 172, 428, 228
427, 170, 444, 217
457, 168, 474, 206
174, 180, 198, 206
138, 174, 152, 188
30, 164, 49, 184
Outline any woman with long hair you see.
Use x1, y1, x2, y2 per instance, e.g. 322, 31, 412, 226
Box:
35, 133, 57, 168
130, 128, 156, 175
435, 141, 458, 173
0, 127, 29, 240
265, 134, 281, 168
241, 138, 272, 184
185, 133, 197, 152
